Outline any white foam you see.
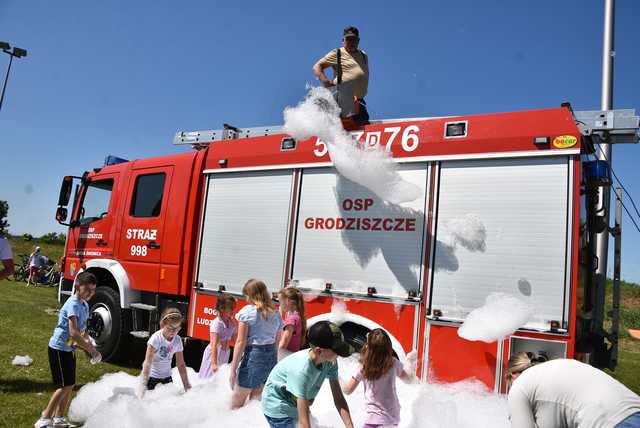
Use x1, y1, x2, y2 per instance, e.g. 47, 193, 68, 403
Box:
393, 303, 403, 320
11, 355, 33, 366
458, 293, 533, 343
447, 214, 487, 252
283, 87, 421, 204
69, 356, 510, 427
330, 297, 348, 324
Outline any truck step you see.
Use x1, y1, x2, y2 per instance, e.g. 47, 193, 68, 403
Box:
130, 330, 150, 339
130, 303, 157, 311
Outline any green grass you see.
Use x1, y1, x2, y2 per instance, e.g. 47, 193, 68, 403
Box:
6, 235, 65, 264
0, 280, 139, 427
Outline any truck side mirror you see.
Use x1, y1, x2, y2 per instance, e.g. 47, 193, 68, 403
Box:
56, 207, 68, 223
58, 176, 73, 206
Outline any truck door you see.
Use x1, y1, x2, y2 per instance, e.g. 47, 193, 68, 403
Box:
68, 174, 118, 273
117, 166, 173, 293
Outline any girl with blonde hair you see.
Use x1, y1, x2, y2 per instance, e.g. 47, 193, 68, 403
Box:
140, 307, 191, 393
230, 279, 282, 408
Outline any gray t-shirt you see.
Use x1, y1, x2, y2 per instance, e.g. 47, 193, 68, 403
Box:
508, 359, 640, 428
0, 237, 12, 260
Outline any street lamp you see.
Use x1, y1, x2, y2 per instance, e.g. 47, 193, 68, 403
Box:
1, 41, 28, 112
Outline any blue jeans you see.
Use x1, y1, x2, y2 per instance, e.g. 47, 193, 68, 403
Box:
237, 344, 277, 389
616, 412, 640, 428
264, 415, 296, 428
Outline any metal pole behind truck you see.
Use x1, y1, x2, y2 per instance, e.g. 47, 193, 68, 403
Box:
594, 0, 615, 338
0, 53, 14, 112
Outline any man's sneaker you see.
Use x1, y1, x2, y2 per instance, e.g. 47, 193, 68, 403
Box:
34, 417, 52, 428
52, 417, 75, 427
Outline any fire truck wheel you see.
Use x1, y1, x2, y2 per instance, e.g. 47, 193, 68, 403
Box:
88, 287, 129, 361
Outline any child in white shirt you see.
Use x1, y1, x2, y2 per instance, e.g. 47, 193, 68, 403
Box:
199, 294, 237, 378
140, 307, 191, 392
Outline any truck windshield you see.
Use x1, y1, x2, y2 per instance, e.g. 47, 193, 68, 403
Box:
78, 179, 114, 225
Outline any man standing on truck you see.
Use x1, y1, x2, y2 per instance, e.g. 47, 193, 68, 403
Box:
313, 26, 370, 126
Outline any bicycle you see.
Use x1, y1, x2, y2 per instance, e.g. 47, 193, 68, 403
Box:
9, 253, 29, 282
39, 261, 61, 287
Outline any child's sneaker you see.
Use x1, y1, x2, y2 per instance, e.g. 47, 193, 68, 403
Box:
33, 417, 52, 428
52, 417, 75, 427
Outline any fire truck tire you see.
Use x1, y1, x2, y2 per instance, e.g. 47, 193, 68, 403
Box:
88, 286, 130, 362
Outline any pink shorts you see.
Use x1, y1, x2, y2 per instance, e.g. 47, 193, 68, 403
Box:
29, 266, 40, 276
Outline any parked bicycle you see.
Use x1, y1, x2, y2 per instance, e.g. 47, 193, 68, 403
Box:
9, 253, 29, 282
39, 260, 61, 287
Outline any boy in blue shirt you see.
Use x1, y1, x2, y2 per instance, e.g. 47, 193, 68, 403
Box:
262, 321, 355, 428
34, 272, 101, 428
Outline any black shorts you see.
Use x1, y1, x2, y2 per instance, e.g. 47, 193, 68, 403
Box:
147, 376, 172, 390
354, 98, 370, 125
48, 346, 76, 388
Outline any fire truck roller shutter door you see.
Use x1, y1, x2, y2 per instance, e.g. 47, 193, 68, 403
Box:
196, 170, 294, 293
292, 166, 428, 299
429, 156, 570, 330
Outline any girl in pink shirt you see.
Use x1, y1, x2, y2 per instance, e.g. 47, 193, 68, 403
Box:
342, 329, 413, 428
277, 287, 306, 358
199, 294, 237, 378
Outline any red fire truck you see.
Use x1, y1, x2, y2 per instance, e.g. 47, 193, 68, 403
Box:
55, 105, 639, 392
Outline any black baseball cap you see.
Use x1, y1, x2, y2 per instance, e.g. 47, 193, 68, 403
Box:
343, 26, 359, 39
307, 321, 354, 357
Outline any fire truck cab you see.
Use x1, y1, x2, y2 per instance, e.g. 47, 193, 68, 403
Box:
55, 105, 639, 391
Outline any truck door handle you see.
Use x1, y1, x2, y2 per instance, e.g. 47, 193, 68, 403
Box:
148, 241, 161, 249
96, 239, 108, 247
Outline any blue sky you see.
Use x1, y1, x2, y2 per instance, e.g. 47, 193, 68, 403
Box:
1, 1, 639, 281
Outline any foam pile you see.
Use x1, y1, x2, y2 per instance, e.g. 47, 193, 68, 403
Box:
11, 355, 33, 366
69, 356, 510, 427
458, 293, 533, 343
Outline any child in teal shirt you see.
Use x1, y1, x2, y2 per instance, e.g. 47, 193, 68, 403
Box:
262, 321, 355, 428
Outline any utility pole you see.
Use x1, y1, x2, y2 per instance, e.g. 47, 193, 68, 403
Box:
594, 0, 615, 322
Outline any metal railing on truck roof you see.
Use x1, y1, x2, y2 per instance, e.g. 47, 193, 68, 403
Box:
172, 108, 639, 148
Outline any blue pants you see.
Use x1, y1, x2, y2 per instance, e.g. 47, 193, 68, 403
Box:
616, 412, 640, 428
264, 415, 296, 428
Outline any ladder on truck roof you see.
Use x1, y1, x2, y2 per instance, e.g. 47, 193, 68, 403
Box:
172, 117, 438, 147
172, 108, 639, 147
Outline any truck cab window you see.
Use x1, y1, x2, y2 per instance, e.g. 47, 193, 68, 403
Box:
79, 179, 114, 225
130, 173, 166, 217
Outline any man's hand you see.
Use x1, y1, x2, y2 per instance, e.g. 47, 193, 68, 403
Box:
229, 371, 236, 390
